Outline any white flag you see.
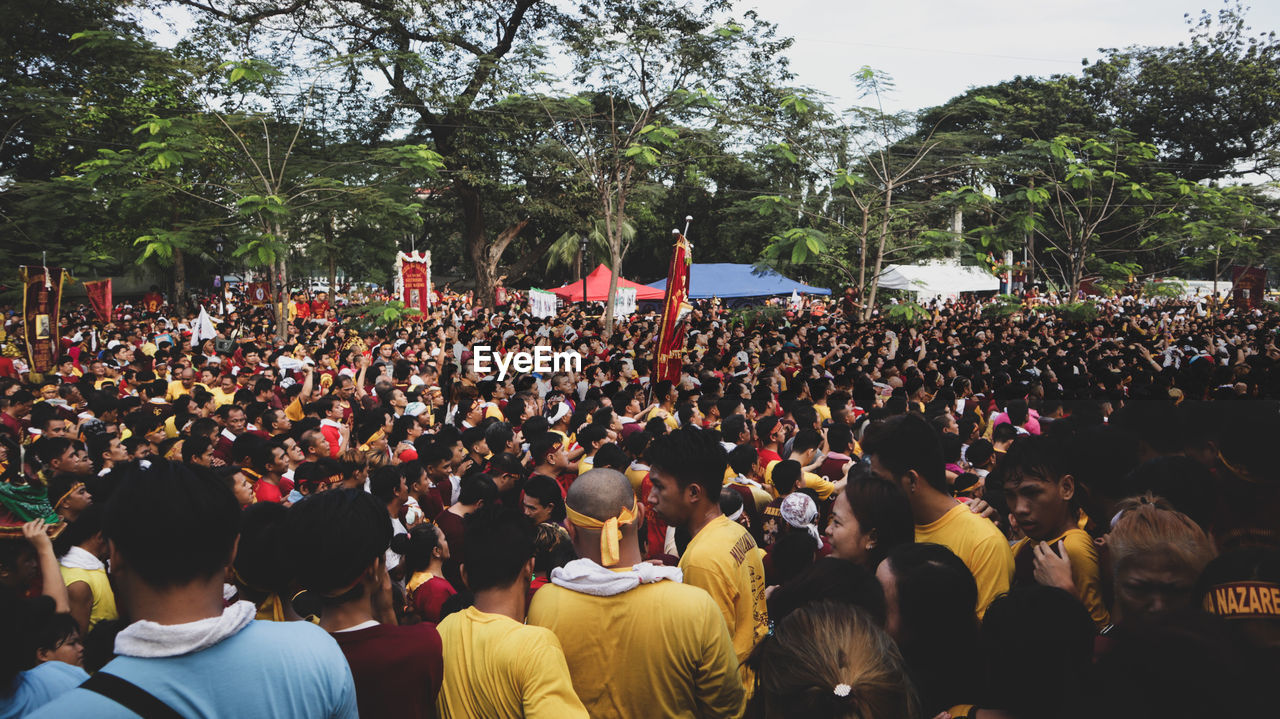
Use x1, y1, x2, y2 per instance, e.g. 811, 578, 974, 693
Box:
192, 307, 218, 346
614, 287, 637, 319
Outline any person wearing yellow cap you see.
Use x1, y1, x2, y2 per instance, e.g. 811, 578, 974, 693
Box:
646, 428, 767, 688
528, 468, 744, 719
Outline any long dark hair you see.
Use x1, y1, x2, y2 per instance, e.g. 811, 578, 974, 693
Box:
882, 543, 979, 716
839, 467, 914, 569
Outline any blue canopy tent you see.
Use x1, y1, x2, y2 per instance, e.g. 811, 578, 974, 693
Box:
646, 263, 830, 307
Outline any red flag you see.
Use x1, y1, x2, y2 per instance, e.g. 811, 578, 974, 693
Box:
654, 232, 692, 383
20, 266, 65, 373
84, 279, 113, 322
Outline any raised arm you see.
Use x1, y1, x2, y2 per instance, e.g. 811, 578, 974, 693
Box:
23, 520, 69, 614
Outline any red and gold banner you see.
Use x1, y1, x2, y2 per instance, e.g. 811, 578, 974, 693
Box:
654, 232, 692, 383
1231, 266, 1266, 310
402, 261, 429, 314
20, 266, 64, 374
246, 282, 271, 305
84, 279, 113, 323
396, 251, 432, 315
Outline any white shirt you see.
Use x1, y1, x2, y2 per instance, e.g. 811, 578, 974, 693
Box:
386, 517, 407, 572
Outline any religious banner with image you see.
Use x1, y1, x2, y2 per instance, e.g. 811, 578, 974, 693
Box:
20, 265, 64, 374
613, 287, 637, 319
395, 251, 433, 315
1231, 266, 1266, 310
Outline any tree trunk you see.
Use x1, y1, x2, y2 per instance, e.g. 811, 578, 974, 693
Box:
171, 248, 187, 316
865, 182, 894, 317
472, 216, 530, 315
459, 182, 496, 311
858, 207, 870, 320
273, 225, 289, 343
325, 215, 337, 294
1026, 178, 1036, 288
604, 237, 621, 336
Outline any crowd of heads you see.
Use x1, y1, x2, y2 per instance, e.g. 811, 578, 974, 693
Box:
0, 286, 1277, 717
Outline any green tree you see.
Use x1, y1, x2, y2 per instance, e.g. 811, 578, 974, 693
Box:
952, 133, 1197, 293
72, 56, 442, 337
1, 2, 206, 288
534, 1, 789, 331
751, 69, 967, 317
169, 0, 576, 309
1081, 1, 1280, 181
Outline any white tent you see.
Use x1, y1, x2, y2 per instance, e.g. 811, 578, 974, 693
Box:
878, 262, 1000, 301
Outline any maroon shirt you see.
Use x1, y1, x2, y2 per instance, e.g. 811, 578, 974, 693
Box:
332, 622, 443, 719
434, 508, 468, 590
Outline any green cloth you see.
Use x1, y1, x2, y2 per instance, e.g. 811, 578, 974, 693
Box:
0, 481, 59, 523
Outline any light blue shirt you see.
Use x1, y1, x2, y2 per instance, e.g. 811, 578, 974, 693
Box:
29, 620, 356, 718
0, 661, 88, 719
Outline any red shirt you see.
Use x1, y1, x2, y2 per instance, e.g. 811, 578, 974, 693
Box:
410, 575, 457, 624
254, 479, 284, 504
639, 475, 670, 561
320, 423, 343, 458
331, 623, 443, 719
0, 411, 23, 441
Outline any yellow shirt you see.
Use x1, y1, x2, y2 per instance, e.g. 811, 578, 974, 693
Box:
528, 576, 744, 719
576, 455, 595, 478
801, 471, 836, 501
436, 606, 588, 719
484, 402, 504, 421
624, 462, 649, 497
915, 503, 1014, 619
763, 461, 835, 501
210, 386, 236, 407
1012, 528, 1110, 629
60, 565, 118, 630
679, 516, 768, 671
165, 380, 208, 402
284, 396, 305, 423
814, 403, 832, 423
643, 406, 679, 431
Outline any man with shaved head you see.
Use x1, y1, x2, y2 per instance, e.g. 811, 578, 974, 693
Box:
527, 468, 744, 719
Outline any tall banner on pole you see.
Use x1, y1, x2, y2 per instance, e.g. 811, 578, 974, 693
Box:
654, 231, 692, 383
1231, 266, 1266, 309
20, 266, 64, 374
84, 279, 113, 323
395, 251, 433, 315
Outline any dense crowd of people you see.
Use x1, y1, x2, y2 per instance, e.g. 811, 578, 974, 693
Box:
0, 285, 1276, 718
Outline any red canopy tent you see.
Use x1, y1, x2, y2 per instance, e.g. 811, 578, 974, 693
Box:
549, 264, 666, 302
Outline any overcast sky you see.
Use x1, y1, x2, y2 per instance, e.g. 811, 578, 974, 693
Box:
143, 1, 1279, 116
748, 0, 1280, 113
